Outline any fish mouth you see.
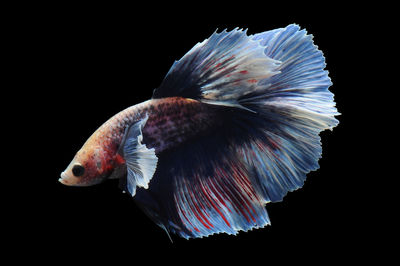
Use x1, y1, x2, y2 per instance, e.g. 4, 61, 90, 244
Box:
59, 172, 69, 185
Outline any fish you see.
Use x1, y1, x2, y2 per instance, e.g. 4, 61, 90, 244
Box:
60, 24, 339, 239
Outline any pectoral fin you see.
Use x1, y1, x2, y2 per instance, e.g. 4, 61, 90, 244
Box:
121, 115, 158, 196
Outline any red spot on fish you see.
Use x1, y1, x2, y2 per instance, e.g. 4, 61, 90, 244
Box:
215, 55, 236, 72
239, 70, 248, 74
247, 79, 258, 83
115, 154, 126, 165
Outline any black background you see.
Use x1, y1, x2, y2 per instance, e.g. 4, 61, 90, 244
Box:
9, 2, 386, 263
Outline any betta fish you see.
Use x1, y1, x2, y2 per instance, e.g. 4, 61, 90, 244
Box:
60, 24, 339, 239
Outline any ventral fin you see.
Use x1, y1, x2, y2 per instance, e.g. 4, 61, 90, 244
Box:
121, 115, 158, 196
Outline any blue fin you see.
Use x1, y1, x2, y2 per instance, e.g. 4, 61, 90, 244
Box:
152, 28, 281, 110
121, 115, 158, 196
235, 24, 339, 202
133, 131, 270, 239
242, 24, 339, 124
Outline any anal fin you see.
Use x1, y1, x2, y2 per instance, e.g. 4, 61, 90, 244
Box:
133, 125, 271, 239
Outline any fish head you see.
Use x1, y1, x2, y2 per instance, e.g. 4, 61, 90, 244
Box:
59, 144, 114, 187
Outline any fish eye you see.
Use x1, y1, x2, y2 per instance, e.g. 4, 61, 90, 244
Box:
72, 164, 85, 177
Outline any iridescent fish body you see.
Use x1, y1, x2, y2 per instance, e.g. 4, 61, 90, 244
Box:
60, 24, 339, 239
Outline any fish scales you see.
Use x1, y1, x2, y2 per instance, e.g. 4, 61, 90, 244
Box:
142, 97, 215, 153
94, 97, 215, 158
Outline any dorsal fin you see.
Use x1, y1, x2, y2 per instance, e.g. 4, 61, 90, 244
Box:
152, 28, 281, 110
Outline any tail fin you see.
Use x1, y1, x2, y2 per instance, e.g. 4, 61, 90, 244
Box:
137, 24, 339, 238
237, 25, 339, 201
245, 24, 338, 129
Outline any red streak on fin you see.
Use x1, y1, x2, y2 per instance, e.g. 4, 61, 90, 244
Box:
203, 59, 216, 71
231, 169, 257, 223
239, 70, 248, 74
208, 178, 231, 212
201, 180, 231, 227
269, 138, 280, 150
187, 181, 213, 230
176, 197, 195, 230
192, 198, 213, 229
247, 79, 258, 83
218, 168, 252, 223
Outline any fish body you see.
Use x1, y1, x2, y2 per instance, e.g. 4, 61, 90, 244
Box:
60, 25, 339, 239
60, 97, 214, 186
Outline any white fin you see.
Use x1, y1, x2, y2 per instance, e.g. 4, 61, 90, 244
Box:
122, 115, 158, 196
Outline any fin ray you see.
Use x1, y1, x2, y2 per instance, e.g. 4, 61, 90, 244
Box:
122, 115, 158, 196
